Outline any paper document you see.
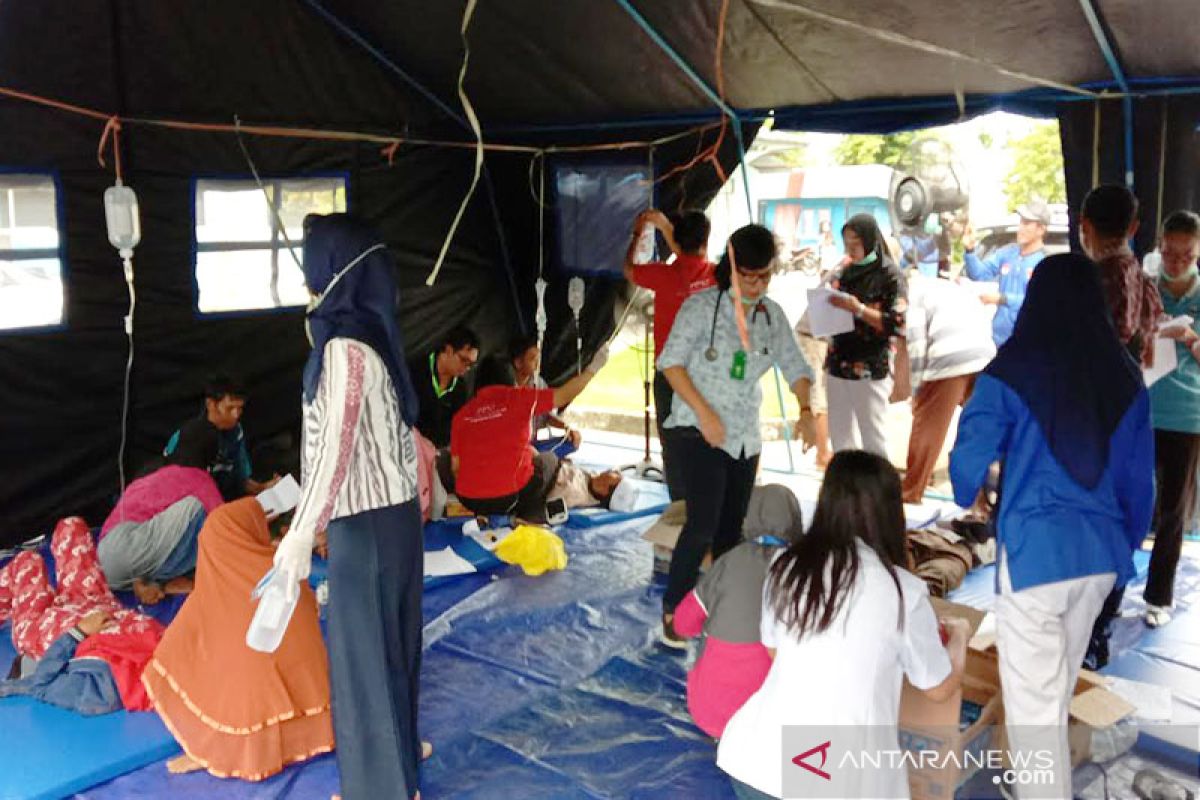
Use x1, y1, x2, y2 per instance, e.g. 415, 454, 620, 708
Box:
1143, 336, 1178, 388
257, 474, 301, 517
465, 526, 513, 552
1105, 676, 1174, 722
423, 547, 477, 578
805, 288, 855, 337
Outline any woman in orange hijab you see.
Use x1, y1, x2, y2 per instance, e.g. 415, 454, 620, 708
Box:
141, 497, 334, 780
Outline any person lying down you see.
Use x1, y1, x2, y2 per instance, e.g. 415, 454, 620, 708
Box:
0, 517, 163, 715
434, 448, 623, 523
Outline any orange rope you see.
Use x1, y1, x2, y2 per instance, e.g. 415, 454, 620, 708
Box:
0, 85, 111, 121
656, 0, 732, 197
0, 82, 726, 163
97, 116, 123, 181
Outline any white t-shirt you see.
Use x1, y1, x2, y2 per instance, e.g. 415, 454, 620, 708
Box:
717, 543, 951, 799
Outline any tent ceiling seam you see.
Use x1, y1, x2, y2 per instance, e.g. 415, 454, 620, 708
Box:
739, 0, 840, 103
746, 0, 1099, 99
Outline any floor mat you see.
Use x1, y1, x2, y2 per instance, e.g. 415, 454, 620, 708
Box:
33, 484, 1200, 799
0, 698, 179, 800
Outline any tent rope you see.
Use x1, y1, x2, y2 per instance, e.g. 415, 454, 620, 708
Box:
424, 0, 484, 287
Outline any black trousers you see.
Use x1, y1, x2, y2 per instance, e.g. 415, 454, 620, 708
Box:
663, 427, 759, 611
653, 370, 686, 501
327, 499, 424, 800
1146, 428, 1200, 607
458, 451, 561, 522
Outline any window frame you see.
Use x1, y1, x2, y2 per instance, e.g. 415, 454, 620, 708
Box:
190, 171, 351, 318
0, 167, 68, 335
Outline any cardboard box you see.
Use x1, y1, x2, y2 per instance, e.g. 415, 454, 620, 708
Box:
899, 598, 1134, 799
899, 600, 1001, 800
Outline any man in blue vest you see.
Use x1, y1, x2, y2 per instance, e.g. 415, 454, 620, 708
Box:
962, 200, 1051, 347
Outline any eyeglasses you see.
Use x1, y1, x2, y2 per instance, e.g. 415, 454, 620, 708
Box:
736, 268, 773, 286
456, 351, 478, 370
1160, 248, 1199, 267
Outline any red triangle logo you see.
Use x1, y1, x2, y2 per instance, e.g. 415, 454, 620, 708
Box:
792, 740, 832, 781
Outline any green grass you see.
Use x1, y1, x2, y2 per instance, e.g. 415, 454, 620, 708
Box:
573, 343, 801, 420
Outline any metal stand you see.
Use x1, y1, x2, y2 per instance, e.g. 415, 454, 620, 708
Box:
620, 302, 666, 481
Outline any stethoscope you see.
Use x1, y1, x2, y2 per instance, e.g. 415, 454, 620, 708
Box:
704, 290, 773, 361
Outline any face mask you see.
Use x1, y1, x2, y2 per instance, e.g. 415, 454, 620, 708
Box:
854, 250, 879, 267
1166, 263, 1199, 284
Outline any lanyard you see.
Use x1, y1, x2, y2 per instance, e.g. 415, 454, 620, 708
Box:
430, 351, 457, 399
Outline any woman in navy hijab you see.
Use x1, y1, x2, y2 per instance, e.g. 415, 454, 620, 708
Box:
274, 214, 427, 800
950, 252, 1154, 794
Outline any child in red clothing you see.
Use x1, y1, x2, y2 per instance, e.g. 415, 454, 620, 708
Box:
672, 485, 804, 738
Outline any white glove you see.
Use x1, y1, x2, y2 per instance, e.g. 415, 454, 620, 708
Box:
586, 344, 610, 374
273, 527, 316, 585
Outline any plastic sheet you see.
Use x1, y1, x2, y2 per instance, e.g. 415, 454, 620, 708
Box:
54, 507, 1200, 799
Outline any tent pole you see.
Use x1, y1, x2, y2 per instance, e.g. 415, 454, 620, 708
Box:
301, 0, 468, 132
612, 0, 739, 119
1076, 0, 1135, 188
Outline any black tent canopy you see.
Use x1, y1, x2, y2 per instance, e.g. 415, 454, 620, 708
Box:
0, 0, 1198, 545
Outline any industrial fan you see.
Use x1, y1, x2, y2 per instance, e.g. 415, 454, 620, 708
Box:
888, 138, 970, 274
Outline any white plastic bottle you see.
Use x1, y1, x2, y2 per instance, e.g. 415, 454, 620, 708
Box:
634, 222, 656, 264
245, 567, 300, 653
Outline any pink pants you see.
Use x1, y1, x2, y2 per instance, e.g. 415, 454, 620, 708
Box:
0, 517, 156, 659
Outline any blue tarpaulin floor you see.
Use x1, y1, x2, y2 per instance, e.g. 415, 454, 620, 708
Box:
3, 466, 1200, 798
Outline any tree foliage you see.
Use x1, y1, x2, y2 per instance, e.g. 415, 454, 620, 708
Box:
833, 131, 920, 166
1003, 123, 1066, 209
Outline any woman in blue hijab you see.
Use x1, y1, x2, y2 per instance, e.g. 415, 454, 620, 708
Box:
950, 252, 1154, 794
274, 214, 427, 800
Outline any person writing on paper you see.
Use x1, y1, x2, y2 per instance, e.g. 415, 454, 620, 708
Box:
164, 374, 280, 500
657, 224, 815, 649
272, 214, 427, 800
717, 452, 968, 800
142, 498, 334, 780
1141, 211, 1200, 628
624, 208, 716, 500
823, 214, 907, 457
950, 254, 1154, 795
961, 200, 1049, 347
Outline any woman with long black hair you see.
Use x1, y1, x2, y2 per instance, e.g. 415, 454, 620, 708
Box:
825, 214, 908, 456
273, 214, 427, 800
717, 451, 966, 800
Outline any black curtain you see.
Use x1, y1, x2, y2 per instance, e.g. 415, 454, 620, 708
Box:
1059, 96, 1200, 255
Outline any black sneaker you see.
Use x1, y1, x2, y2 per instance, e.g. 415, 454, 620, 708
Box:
660, 614, 687, 650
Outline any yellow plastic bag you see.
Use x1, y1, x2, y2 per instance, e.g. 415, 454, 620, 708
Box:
493, 524, 569, 576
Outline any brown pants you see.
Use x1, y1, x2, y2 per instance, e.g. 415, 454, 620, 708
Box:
901, 373, 976, 504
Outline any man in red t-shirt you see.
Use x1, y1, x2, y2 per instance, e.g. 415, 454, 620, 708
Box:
450, 347, 608, 521
624, 208, 714, 500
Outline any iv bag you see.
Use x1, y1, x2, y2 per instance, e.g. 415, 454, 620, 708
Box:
104, 184, 141, 254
